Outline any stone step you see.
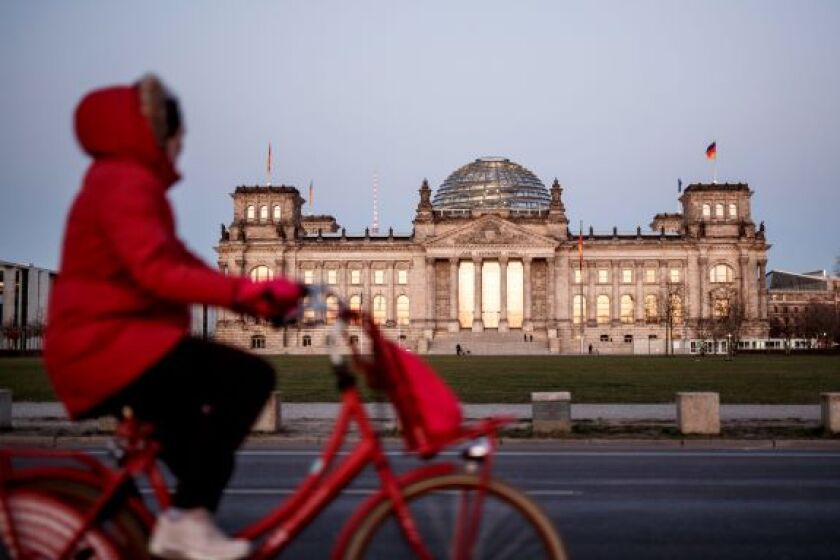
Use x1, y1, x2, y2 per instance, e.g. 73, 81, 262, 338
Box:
428, 331, 552, 355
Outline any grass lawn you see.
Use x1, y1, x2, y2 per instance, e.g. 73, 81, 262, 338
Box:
1, 354, 838, 404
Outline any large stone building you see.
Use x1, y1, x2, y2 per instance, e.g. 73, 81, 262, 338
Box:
766, 269, 839, 346
215, 157, 769, 355
0, 260, 54, 351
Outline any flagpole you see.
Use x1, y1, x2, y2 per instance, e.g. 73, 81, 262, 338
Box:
266, 143, 272, 187
579, 219, 584, 355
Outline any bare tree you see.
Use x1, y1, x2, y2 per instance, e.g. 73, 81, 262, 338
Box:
802, 302, 839, 348
693, 317, 715, 356
708, 288, 744, 356
659, 283, 684, 356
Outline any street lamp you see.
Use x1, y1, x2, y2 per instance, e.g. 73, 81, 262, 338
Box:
726, 333, 732, 361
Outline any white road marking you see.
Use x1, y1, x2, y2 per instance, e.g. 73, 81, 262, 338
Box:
137, 487, 582, 497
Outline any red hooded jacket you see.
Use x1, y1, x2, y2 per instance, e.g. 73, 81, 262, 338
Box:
45, 83, 294, 419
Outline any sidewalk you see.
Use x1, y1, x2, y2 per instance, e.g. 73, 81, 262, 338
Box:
10, 401, 822, 422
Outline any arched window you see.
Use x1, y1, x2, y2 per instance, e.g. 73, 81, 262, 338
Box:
669, 294, 684, 325
246, 205, 256, 221
259, 205, 268, 222
372, 295, 387, 325
250, 335, 266, 349
273, 205, 281, 221
572, 295, 586, 325
596, 295, 610, 324
644, 294, 659, 323
249, 265, 272, 281
715, 203, 724, 217
396, 295, 410, 326
349, 295, 362, 326
302, 296, 315, 323
302, 335, 312, 347
620, 295, 634, 324
728, 202, 737, 217
325, 295, 339, 325
709, 264, 733, 283
702, 204, 711, 218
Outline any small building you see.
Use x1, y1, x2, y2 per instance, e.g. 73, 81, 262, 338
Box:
0, 260, 55, 351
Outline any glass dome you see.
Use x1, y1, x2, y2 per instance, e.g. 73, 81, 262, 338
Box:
432, 157, 550, 210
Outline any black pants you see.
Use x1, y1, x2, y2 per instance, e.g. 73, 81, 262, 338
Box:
98, 338, 274, 511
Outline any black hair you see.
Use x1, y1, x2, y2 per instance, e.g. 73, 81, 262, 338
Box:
165, 97, 182, 138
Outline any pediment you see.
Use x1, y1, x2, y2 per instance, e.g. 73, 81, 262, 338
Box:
425, 215, 558, 249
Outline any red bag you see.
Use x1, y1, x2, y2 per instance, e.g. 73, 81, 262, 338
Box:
358, 322, 463, 457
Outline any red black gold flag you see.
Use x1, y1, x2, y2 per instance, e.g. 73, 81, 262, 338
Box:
705, 141, 717, 160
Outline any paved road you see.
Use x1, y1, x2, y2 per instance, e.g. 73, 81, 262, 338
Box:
183, 442, 840, 559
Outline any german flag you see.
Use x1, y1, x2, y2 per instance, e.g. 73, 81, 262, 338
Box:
705, 141, 717, 160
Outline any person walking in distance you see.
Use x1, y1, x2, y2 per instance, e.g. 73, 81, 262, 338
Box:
44, 75, 305, 560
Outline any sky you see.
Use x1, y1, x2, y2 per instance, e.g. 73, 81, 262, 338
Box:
1, 1, 838, 274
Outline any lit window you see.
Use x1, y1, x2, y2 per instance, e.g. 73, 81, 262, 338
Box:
715, 203, 724, 217
259, 205, 268, 222
621, 268, 632, 283
250, 335, 266, 349
246, 205, 256, 221
713, 297, 730, 318
273, 205, 281, 221
702, 204, 711, 218
620, 295, 634, 324
644, 294, 658, 323
349, 295, 362, 314
303, 270, 314, 285
572, 295, 586, 324
598, 269, 609, 284
302, 297, 315, 322
397, 269, 408, 285
325, 296, 339, 325
327, 269, 337, 285
250, 265, 272, 281
574, 269, 582, 284
709, 264, 733, 283
372, 295, 387, 325
669, 268, 681, 283
374, 270, 385, 285
645, 268, 657, 283
596, 295, 610, 324
350, 270, 361, 285
669, 294, 684, 324
397, 295, 410, 326
728, 203, 737, 217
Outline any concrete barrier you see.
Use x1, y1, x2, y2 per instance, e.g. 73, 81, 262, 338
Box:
531, 392, 571, 435
0, 389, 11, 430
676, 392, 720, 435
821, 393, 840, 434
253, 391, 282, 433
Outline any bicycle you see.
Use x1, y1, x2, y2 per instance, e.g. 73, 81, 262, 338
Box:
0, 294, 567, 559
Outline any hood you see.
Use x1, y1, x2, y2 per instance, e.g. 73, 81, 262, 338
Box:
74, 78, 180, 187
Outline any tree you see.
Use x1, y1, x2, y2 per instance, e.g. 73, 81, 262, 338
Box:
1, 323, 21, 351
660, 283, 684, 356
708, 287, 745, 356
802, 302, 839, 349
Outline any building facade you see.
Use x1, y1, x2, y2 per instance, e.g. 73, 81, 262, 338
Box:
215, 157, 770, 355
0, 260, 55, 351
766, 270, 840, 346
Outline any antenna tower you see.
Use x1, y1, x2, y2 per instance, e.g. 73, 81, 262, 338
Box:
372, 171, 380, 234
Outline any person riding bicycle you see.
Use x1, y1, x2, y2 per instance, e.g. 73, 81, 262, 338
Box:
44, 74, 304, 560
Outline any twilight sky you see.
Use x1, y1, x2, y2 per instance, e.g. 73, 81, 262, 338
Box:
1, 1, 838, 274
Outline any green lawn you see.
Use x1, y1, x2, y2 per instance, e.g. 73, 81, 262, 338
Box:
2, 354, 839, 404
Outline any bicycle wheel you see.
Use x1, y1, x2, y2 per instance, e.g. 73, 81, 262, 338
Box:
342, 473, 567, 560
0, 479, 151, 560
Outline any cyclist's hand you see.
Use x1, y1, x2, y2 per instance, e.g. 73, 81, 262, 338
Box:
233, 279, 306, 319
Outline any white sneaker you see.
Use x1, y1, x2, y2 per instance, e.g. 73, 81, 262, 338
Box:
148, 508, 251, 560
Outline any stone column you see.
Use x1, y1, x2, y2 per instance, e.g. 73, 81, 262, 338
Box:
634, 261, 644, 323
472, 256, 484, 332
425, 257, 436, 329
698, 256, 709, 320
611, 261, 620, 326
546, 256, 556, 328
389, 261, 396, 323
363, 261, 372, 314
235, 257, 246, 277
523, 256, 532, 331
758, 259, 768, 320
339, 261, 348, 298
449, 258, 459, 332
739, 254, 751, 320
586, 261, 595, 326
556, 252, 569, 322
499, 255, 509, 332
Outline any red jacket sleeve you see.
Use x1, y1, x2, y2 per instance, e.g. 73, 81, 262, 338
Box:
96, 173, 244, 307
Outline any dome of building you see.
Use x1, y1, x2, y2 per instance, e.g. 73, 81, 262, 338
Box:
432, 157, 550, 210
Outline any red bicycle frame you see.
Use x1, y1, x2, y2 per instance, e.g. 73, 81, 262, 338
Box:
0, 303, 511, 559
